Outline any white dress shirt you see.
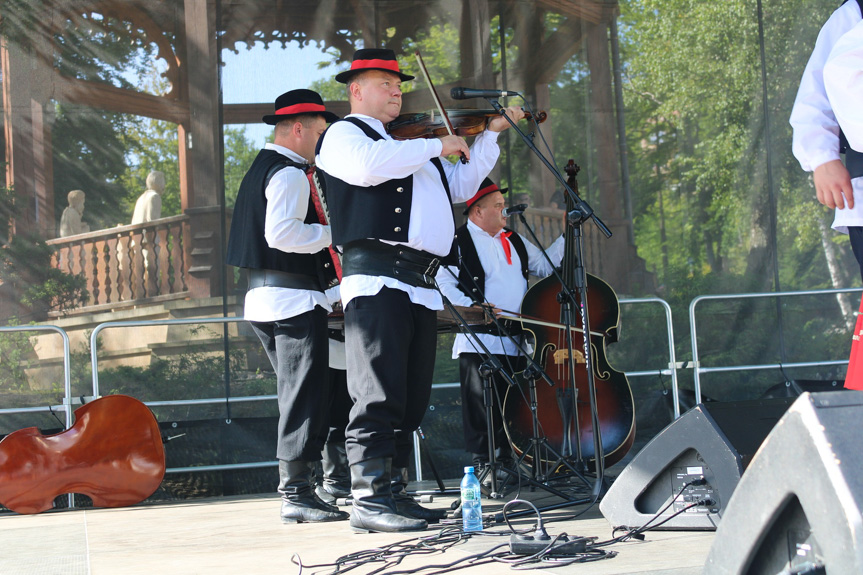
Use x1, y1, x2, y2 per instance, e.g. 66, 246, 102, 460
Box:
243, 143, 333, 322
825, 20, 863, 152
315, 114, 502, 310
437, 220, 565, 357
790, 2, 863, 233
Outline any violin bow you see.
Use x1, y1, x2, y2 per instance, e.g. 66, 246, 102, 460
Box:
413, 50, 468, 164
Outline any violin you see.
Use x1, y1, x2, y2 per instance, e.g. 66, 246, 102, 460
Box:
388, 108, 547, 140
0, 394, 165, 514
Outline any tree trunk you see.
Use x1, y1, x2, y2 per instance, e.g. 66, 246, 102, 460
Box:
818, 215, 856, 331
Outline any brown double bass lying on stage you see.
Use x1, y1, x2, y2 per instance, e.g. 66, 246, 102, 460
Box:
0, 394, 165, 514
503, 160, 636, 470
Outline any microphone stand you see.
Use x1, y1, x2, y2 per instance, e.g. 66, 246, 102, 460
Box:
435, 287, 563, 499
486, 96, 610, 518
438, 252, 593, 506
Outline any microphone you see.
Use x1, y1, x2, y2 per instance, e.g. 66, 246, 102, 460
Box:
502, 204, 528, 217
450, 87, 520, 100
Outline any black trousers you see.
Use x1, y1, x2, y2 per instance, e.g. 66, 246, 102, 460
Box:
459, 352, 524, 459
251, 306, 330, 462
344, 287, 437, 468
326, 367, 351, 444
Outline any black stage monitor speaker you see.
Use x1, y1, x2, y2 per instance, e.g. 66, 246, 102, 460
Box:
599, 397, 796, 531
703, 391, 863, 575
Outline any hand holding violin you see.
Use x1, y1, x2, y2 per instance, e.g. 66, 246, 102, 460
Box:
487, 106, 526, 133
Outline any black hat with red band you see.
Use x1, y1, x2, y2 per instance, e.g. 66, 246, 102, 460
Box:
262, 89, 339, 126
335, 48, 415, 84
464, 177, 509, 214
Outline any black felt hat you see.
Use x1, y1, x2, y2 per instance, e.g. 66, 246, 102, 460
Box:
262, 89, 339, 125
463, 178, 509, 214
335, 48, 415, 84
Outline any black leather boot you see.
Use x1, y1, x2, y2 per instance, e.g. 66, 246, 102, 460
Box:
316, 442, 352, 504
391, 466, 447, 522
349, 458, 427, 533
279, 460, 349, 524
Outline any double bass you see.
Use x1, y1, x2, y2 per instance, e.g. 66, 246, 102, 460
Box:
0, 394, 165, 514
503, 160, 635, 469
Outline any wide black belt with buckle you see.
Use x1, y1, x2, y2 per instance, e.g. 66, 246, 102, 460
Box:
247, 269, 323, 292
341, 239, 441, 289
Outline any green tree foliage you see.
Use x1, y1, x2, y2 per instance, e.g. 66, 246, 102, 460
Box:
49, 10, 161, 229
224, 127, 261, 209
616, 0, 851, 297
609, 0, 855, 398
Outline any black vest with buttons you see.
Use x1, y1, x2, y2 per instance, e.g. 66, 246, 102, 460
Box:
315, 117, 453, 246
451, 224, 529, 304
226, 148, 335, 287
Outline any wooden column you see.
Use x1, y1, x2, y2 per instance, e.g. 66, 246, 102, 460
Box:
183, 0, 222, 209
1, 37, 54, 237
183, 0, 224, 297
459, 0, 493, 87
510, 4, 556, 207
585, 17, 636, 294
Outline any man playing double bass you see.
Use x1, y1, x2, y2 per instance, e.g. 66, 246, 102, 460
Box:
315, 47, 525, 533
437, 179, 564, 481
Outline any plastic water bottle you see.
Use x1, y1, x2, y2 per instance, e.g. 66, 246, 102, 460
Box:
461, 466, 483, 532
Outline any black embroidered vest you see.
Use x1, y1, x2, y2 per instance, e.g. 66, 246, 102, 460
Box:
226, 149, 336, 287
315, 117, 453, 246
451, 224, 529, 303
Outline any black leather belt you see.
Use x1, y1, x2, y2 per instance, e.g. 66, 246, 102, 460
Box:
847, 149, 863, 180
341, 239, 441, 289
840, 131, 863, 179
247, 269, 323, 292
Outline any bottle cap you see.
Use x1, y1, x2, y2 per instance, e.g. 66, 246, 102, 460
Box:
464, 466, 475, 473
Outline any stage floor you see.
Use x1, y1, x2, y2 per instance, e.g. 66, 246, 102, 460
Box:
0, 481, 714, 575
0, 479, 714, 575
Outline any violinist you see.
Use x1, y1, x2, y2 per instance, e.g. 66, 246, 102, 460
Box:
437, 179, 564, 482
315, 47, 525, 534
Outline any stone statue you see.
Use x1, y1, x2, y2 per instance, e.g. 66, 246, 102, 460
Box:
59, 190, 90, 237
131, 170, 164, 224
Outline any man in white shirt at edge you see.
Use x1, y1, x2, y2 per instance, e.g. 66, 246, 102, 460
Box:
790, 0, 863, 280
824, 20, 863, 152
437, 178, 565, 484
315, 47, 525, 533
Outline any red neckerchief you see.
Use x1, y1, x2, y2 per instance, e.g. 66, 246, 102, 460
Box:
500, 230, 513, 265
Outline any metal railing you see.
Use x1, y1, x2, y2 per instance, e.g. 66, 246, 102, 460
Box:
689, 287, 862, 404
89, 316, 282, 477
619, 297, 681, 417
2, 298, 680, 490
0, 325, 74, 508
19, 287, 860, 499
0, 325, 73, 426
